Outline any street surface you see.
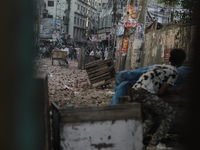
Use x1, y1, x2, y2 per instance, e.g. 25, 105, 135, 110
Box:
34, 58, 115, 108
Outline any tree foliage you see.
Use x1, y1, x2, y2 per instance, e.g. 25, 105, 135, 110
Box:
158, 0, 199, 23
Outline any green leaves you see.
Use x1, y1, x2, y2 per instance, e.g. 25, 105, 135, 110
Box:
159, 0, 199, 23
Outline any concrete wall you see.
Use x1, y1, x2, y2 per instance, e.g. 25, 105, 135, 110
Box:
139, 23, 195, 68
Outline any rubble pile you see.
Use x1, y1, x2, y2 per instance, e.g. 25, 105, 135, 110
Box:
34, 59, 115, 107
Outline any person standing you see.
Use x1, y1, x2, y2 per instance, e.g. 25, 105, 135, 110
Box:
104, 47, 109, 60
64, 45, 69, 58
76, 46, 80, 62
95, 48, 101, 60
49, 45, 54, 60
101, 48, 105, 60
70, 46, 75, 60
68, 46, 72, 59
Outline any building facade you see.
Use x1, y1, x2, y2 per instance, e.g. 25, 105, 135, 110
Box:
38, 0, 98, 46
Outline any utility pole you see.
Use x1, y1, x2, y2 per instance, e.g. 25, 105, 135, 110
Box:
130, 0, 148, 70
111, 0, 117, 59
124, 0, 136, 71
118, 0, 135, 71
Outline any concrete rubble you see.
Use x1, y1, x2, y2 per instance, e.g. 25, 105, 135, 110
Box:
34, 58, 115, 107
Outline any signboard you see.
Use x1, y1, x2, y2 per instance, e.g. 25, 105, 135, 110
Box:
42, 29, 49, 35
124, 17, 137, 29
91, 35, 99, 43
101, 33, 106, 41
126, 5, 136, 19
121, 38, 129, 53
98, 34, 102, 42
52, 33, 59, 41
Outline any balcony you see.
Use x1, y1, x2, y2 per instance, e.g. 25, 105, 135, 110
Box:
79, 0, 89, 5
74, 24, 87, 30
75, 10, 88, 18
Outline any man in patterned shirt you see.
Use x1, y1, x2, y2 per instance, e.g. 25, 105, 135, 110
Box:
132, 49, 186, 149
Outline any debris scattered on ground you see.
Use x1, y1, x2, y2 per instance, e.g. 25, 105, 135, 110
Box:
34, 58, 115, 107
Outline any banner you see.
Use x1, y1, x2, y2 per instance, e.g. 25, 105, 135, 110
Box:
52, 33, 59, 41
124, 17, 137, 29
126, 5, 136, 19
89, 35, 99, 43
121, 38, 129, 53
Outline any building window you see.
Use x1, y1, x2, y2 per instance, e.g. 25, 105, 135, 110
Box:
74, 17, 76, 24
77, 18, 79, 25
83, 7, 85, 13
78, 4, 80, 10
80, 19, 82, 26
48, 1, 54, 6
48, 15, 53, 18
81, 6, 83, 11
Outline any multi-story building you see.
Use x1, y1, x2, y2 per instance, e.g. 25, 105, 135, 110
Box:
72, 0, 99, 46
38, 0, 98, 47
97, 0, 113, 49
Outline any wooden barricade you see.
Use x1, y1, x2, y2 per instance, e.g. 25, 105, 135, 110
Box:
85, 58, 116, 87
52, 51, 68, 67
52, 51, 68, 59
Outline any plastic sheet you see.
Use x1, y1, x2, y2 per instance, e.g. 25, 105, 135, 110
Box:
111, 65, 191, 105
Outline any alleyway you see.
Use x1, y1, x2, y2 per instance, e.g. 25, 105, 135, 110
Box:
34, 58, 115, 108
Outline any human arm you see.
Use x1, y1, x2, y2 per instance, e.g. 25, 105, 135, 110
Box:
157, 83, 184, 96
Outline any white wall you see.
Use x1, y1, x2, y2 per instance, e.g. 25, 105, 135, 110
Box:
60, 120, 143, 150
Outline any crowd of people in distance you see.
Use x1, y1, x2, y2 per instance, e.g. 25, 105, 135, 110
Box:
37, 44, 81, 62
84, 46, 113, 61
37, 42, 114, 63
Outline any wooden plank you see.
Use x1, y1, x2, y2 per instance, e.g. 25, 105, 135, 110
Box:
53, 52, 58, 58
91, 75, 112, 84
87, 65, 110, 75
88, 66, 115, 78
90, 72, 110, 81
85, 58, 116, 86
55, 103, 142, 123
85, 59, 102, 66
104, 77, 115, 84
85, 58, 112, 68
85, 58, 113, 69
86, 64, 109, 73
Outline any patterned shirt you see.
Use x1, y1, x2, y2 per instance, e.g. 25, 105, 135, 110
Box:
132, 64, 178, 94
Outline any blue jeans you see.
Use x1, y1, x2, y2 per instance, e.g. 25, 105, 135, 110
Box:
76, 54, 79, 61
